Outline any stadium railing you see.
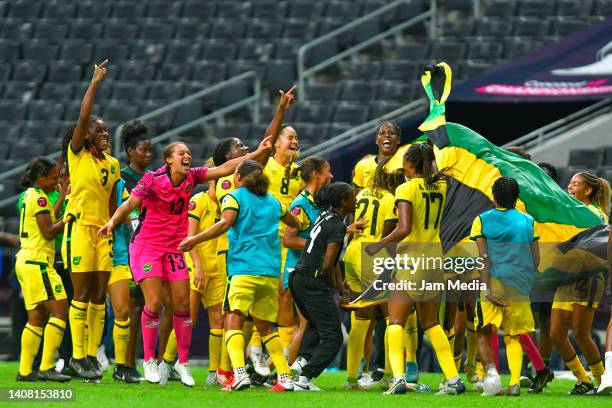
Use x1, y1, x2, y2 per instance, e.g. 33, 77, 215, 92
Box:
501, 97, 612, 150
297, 0, 437, 102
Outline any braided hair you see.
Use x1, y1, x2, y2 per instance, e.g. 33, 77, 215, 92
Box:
20, 157, 57, 189
314, 182, 353, 212
492, 177, 520, 209
405, 138, 449, 185
578, 172, 611, 215
237, 160, 269, 196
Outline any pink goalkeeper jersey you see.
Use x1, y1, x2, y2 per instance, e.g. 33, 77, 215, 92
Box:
131, 165, 208, 251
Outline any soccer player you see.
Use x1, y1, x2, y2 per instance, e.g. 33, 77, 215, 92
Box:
344, 163, 404, 390
352, 121, 402, 192
281, 156, 333, 366
567, 172, 610, 223
120, 120, 152, 380
178, 160, 301, 392
598, 216, 612, 395
366, 140, 466, 395
161, 172, 224, 386
549, 171, 610, 394
99, 137, 273, 386
289, 182, 355, 391
59, 60, 120, 380
15, 158, 71, 382
471, 177, 541, 396
263, 122, 305, 358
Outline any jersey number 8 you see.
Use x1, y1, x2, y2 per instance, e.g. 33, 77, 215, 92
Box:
280, 177, 290, 195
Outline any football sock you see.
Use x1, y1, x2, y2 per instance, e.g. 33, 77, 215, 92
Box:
466, 321, 478, 362
489, 332, 500, 370
87, 302, 105, 357
19, 323, 43, 375
565, 354, 590, 383
41, 317, 66, 371
404, 310, 418, 362
209, 328, 223, 372
262, 332, 289, 375
384, 317, 391, 374
69, 300, 88, 359
388, 324, 405, 377
220, 330, 232, 371
164, 330, 178, 362
141, 306, 160, 362
347, 313, 369, 379
505, 335, 522, 386
173, 311, 193, 364
278, 326, 294, 357
424, 325, 459, 380
589, 359, 604, 386
519, 333, 545, 372
112, 318, 130, 366
226, 329, 245, 370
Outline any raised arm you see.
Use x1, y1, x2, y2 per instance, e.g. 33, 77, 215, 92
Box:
253, 85, 297, 166
71, 60, 108, 152
205, 135, 274, 181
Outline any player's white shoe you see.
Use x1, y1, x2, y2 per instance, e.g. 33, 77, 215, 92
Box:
158, 361, 171, 385
482, 371, 503, 396
597, 371, 612, 395
294, 376, 322, 391
143, 358, 160, 383
225, 373, 251, 391
358, 373, 374, 390
97, 345, 110, 372
205, 371, 218, 386
174, 361, 195, 387
253, 355, 270, 377
290, 357, 308, 377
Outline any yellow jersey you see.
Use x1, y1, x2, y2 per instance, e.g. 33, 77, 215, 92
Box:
215, 174, 236, 253
588, 203, 609, 224
395, 177, 447, 243
353, 188, 397, 243
64, 146, 120, 227
264, 157, 304, 209
17, 187, 56, 261
352, 155, 377, 189
186, 191, 220, 275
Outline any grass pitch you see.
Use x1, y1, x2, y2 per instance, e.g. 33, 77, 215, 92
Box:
0, 362, 610, 407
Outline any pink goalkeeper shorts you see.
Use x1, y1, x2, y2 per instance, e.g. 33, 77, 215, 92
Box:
130, 243, 189, 283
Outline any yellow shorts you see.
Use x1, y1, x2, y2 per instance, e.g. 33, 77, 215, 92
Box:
62, 219, 113, 273
109, 265, 133, 286
552, 273, 604, 312
475, 299, 534, 336
228, 275, 279, 322
217, 251, 227, 275
16, 257, 67, 310
344, 261, 362, 293
187, 265, 227, 308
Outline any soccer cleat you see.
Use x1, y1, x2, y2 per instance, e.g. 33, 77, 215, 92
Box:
143, 358, 160, 384
126, 366, 144, 381
294, 376, 322, 391
97, 345, 110, 372
85, 356, 103, 379
358, 373, 374, 390
158, 360, 171, 385
519, 375, 533, 388
597, 371, 612, 395
568, 381, 596, 395
174, 361, 195, 387
16, 372, 38, 382
228, 373, 251, 391
405, 361, 419, 383
464, 360, 480, 383
482, 371, 502, 396
37, 369, 71, 382
217, 369, 233, 386
371, 368, 385, 383
438, 378, 466, 395
269, 377, 293, 392
529, 366, 554, 393
253, 355, 271, 377
290, 356, 308, 377
112, 365, 140, 384
384, 378, 407, 395
406, 382, 433, 393
505, 384, 520, 396
205, 371, 218, 386
69, 358, 98, 380
61, 364, 78, 378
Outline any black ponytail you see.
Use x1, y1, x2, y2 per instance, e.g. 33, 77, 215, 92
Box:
315, 182, 353, 211
405, 138, 450, 185
20, 157, 57, 189
237, 160, 269, 196
292, 155, 327, 181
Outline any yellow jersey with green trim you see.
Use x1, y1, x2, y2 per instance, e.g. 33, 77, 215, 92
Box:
352, 188, 397, 243
64, 146, 120, 227
395, 177, 447, 243
215, 174, 236, 253
264, 157, 304, 209
588, 203, 608, 224
17, 187, 56, 261
187, 191, 220, 275
352, 155, 377, 189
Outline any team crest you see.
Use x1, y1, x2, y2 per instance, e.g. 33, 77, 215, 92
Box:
73, 256, 81, 265
292, 207, 301, 215
188, 201, 196, 211
221, 180, 231, 189
110, 166, 116, 174
144, 263, 152, 272
185, 184, 192, 194
54, 284, 62, 294
37, 197, 47, 207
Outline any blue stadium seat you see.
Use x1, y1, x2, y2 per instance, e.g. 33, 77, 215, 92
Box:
48, 62, 83, 83
382, 61, 420, 81
296, 103, 334, 122
219, 82, 250, 106
377, 81, 418, 103
430, 42, 467, 61
146, 1, 183, 18
239, 40, 275, 61
396, 43, 430, 60
467, 42, 503, 60
33, 19, 69, 39
103, 102, 139, 124
342, 61, 382, 81
118, 61, 156, 81
103, 18, 139, 39
69, 19, 103, 39
130, 41, 166, 64
368, 101, 404, 120
603, 146, 612, 166
27, 100, 65, 122
326, 1, 362, 19
59, 42, 94, 64
148, 81, 184, 101
11, 62, 46, 82
340, 81, 378, 102
475, 18, 514, 37
504, 36, 542, 58
112, 81, 148, 102
9, 142, 45, 160
21, 121, 59, 141
191, 62, 227, 83
112, 2, 146, 18
247, 19, 283, 40
0, 66, 9, 81
7, 2, 42, 18
264, 60, 296, 91
3, 82, 38, 102
93, 41, 130, 62
556, 0, 593, 17
217, 1, 252, 19
181, 1, 216, 18
209, 18, 245, 40
517, 0, 555, 17
483, 0, 516, 17
76, 2, 111, 18
165, 41, 202, 63
282, 18, 319, 41
1, 19, 33, 40
551, 18, 587, 36
288, 1, 325, 19
513, 18, 550, 37
0, 41, 20, 61
174, 18, 208, 39
139, 19, 175, 40
22, 41, 59, 61
40, 83, 74, 100
202, 40, 238, 61
252, 2, 287, 20
333, 104, 369, 125
42, 2, 77, 18
157, 63, 191, 81
214, 123, 251, 140
441, 20, 475, 38
227, 61, 266, 79
568, 148, 604, 167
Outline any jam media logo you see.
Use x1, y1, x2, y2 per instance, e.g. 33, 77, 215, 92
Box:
73, 256, 81, 266
143, 263, 152, 273
54, 284, 62, 294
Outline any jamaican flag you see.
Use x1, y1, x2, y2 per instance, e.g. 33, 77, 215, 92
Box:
349, 63, 609, 308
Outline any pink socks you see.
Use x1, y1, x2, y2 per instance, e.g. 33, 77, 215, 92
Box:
489, 333, 500, 369
173, 311, 193, 364
520, 334, 545, 372
141, 306, 160, 362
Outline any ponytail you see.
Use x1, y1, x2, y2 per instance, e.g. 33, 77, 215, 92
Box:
405, 138, 450, 185
237, 160, 269, 196
579, 172, 611, 215
314, 182, 353, 211
292, 155, 327, 181
20, 157, 57, 189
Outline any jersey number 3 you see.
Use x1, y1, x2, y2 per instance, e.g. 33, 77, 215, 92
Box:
101, 169, 109, 186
